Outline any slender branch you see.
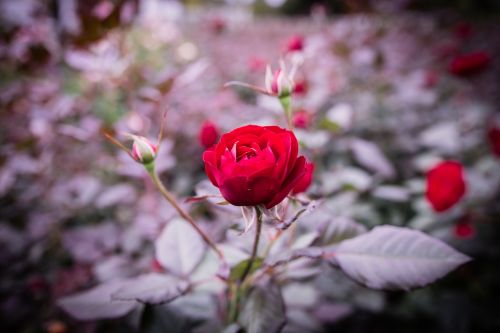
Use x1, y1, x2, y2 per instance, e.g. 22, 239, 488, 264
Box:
239, 207, 263, 283
145, 163, 224, 260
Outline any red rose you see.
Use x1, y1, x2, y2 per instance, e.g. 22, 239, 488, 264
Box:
488, 126, 500, 157
199, 121, 219, 149
292, 162, 315, 194
449, 51, 491, 76
425, 161, 466, 212
203, 125, 307, 208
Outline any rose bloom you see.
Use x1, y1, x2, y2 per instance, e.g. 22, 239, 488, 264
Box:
199, 121, 219, 149
425, 161, 466, 212
449, 51, 491, 76
292, 162, 315, 194
203, 125, 310, 208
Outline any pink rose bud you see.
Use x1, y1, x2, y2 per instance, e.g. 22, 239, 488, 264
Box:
199, 121, 219, 149
131, 136, 158, 164
265, 62, 295, 97
286, 35, 304, 53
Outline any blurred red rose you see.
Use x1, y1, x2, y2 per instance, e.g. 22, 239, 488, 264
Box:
488, 126, 500, 157
449, 51, 491, 76
292, 109, 312, 129
293, 79, 308, 95
426, 161, 466, 212
292, 162, 315, 194
286, 35, 304, 53
203, 125, 307, 208
454, 222, 475, 239
199, 121, 219, 149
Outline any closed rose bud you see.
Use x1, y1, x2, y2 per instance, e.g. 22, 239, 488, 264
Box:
265, 67, 293, 97
449, 51, 491, 76
203, 125, 307, 208
292, 109, 312, 129
199, 121, 219, 149
265, 60, 299, 97
286, 35, 304, 53
292, 161, 314, 194
425, 161, 466, 212
131, 136, 158, 164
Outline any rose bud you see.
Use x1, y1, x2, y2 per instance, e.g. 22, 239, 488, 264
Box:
487, 124, 500, 157
292, 109, 312, 129
199, 121, 219, 149
203, 125, 307, 209
449, 51, 491, 76
265, 61, 299, 97
131, 136, 158, 164
292, 161, 315, 194
285, 35, 304, 53
425, 161, 466, 212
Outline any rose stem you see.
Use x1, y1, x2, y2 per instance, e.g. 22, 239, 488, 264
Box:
144, 162, 224, 260
228, 207, 263, 323
240, 207, 263, 283
279, 94, 293, 129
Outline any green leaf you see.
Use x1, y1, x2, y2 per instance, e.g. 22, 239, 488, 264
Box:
229, 257, 263, 282
239, 280, 286, 333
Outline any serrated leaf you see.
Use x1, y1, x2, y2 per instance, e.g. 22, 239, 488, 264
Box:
334, 225, 471, 290
111, 273, 189, 304
229, 257, 263, 282
57, 280, 137, 320
239, 280, 286, 333
155, 218, 206, 277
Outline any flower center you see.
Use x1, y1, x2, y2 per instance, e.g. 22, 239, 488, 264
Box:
236, 146, 257, 161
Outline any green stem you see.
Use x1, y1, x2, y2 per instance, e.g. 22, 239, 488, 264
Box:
279, 94, 293, 129
227, 207, 263, 324
145, 162, 224, 260
239, 207, 263, 283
